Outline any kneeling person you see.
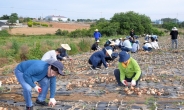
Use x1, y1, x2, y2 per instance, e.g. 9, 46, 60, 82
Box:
114, 51, 142, 87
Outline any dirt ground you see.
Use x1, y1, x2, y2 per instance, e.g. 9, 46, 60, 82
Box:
1, 28, 184, 109
9, 22, 90, 35
1, 40, 184, 109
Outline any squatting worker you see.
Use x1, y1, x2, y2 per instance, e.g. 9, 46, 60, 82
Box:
114, 51, 142, 87
89, 48, 112, 70
14, 60, 64, 110
57, 44, 72, 61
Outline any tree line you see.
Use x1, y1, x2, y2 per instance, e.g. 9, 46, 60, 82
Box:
1, 11, 183, 37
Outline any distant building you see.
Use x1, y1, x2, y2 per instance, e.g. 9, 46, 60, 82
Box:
152, 19, 163, 25
0, 20, 8, 23
0, 21, 9, 31
45, 15, 68, 22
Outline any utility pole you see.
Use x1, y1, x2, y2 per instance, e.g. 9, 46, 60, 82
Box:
176, 13, 178, 23
54, 9, 56, 16
11, 7, 14, 13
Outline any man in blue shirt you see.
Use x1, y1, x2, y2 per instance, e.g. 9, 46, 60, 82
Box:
93, 29, 102, 41
88, 48, 112, 70
14, 60, 64, 110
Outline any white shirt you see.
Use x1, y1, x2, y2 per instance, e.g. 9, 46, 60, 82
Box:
115, 39, 120, 46
122, 39, 132, 48
150, 41, 159, 49
41, 50, 57, 62
131, 43, 140, 52
144, 43, 152, 48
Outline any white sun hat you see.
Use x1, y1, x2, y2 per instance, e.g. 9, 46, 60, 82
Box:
95, 29, 98, 31
61, 44, 71, 50
172, 27, 178, 31
96, 40, 100, 42
105, 49, 112, 58
108, 39, 112, 41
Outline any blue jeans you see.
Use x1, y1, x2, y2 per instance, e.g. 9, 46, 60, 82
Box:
171, 39, 178, 49
14, 68, 50, 107
121, 47, 132, 52
143, 46, 152, 51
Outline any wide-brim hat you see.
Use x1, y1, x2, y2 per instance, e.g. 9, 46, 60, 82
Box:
108, 39, 112, 41
110, 41, 115, 46
61, 44, 71, 50
48, 60, 64, 75
119, 51, 130, 62
96, 40, 100, 42
172, 27, 178, 31
95, 29, 98, 31
105, 49, 112, 58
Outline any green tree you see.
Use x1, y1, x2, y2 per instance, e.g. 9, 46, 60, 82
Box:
23, 17, 32, 22
90, 18, 119, 37
58, 18, 62, 21
179, 21, 184, 28
161, 18, 179, 24
67, 18, 70, 22
110, 11, 152, 35
8, 13, 18, 25
162, 22, 178, 31
0, 15, 9, 20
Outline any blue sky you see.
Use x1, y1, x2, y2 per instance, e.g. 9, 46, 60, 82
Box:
1, 0, 184, 21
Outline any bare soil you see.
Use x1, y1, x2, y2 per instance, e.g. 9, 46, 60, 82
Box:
1, 31, 184, 109
9, 22, 90, 35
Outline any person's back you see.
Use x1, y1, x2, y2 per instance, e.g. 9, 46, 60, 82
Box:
89, 48, 112, 69
115, 39, 120, 46
150, 41, 159, 49
104, 40, 111, 47
131, 41, 139, 53
145, 34, 149, 41
91, 43, 99, 51
41, 48, 61, 62
144, 42, 152, 48
122, 39, 132, 48
143, 41, 152, 51
170, 30, 178, 39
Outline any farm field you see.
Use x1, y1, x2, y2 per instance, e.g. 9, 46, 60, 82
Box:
8, 22, 90, 35
0, 36, 184, 109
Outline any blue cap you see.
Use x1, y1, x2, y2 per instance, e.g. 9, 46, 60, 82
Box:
119, 51, 130, 62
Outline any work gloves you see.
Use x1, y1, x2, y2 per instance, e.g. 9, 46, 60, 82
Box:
122, 80, 128, 86
62, 57, 67, 60
34, 86, 42, 93
49, 98, 56, 107
122, 80, 136, 86
131, 80, 136, 86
